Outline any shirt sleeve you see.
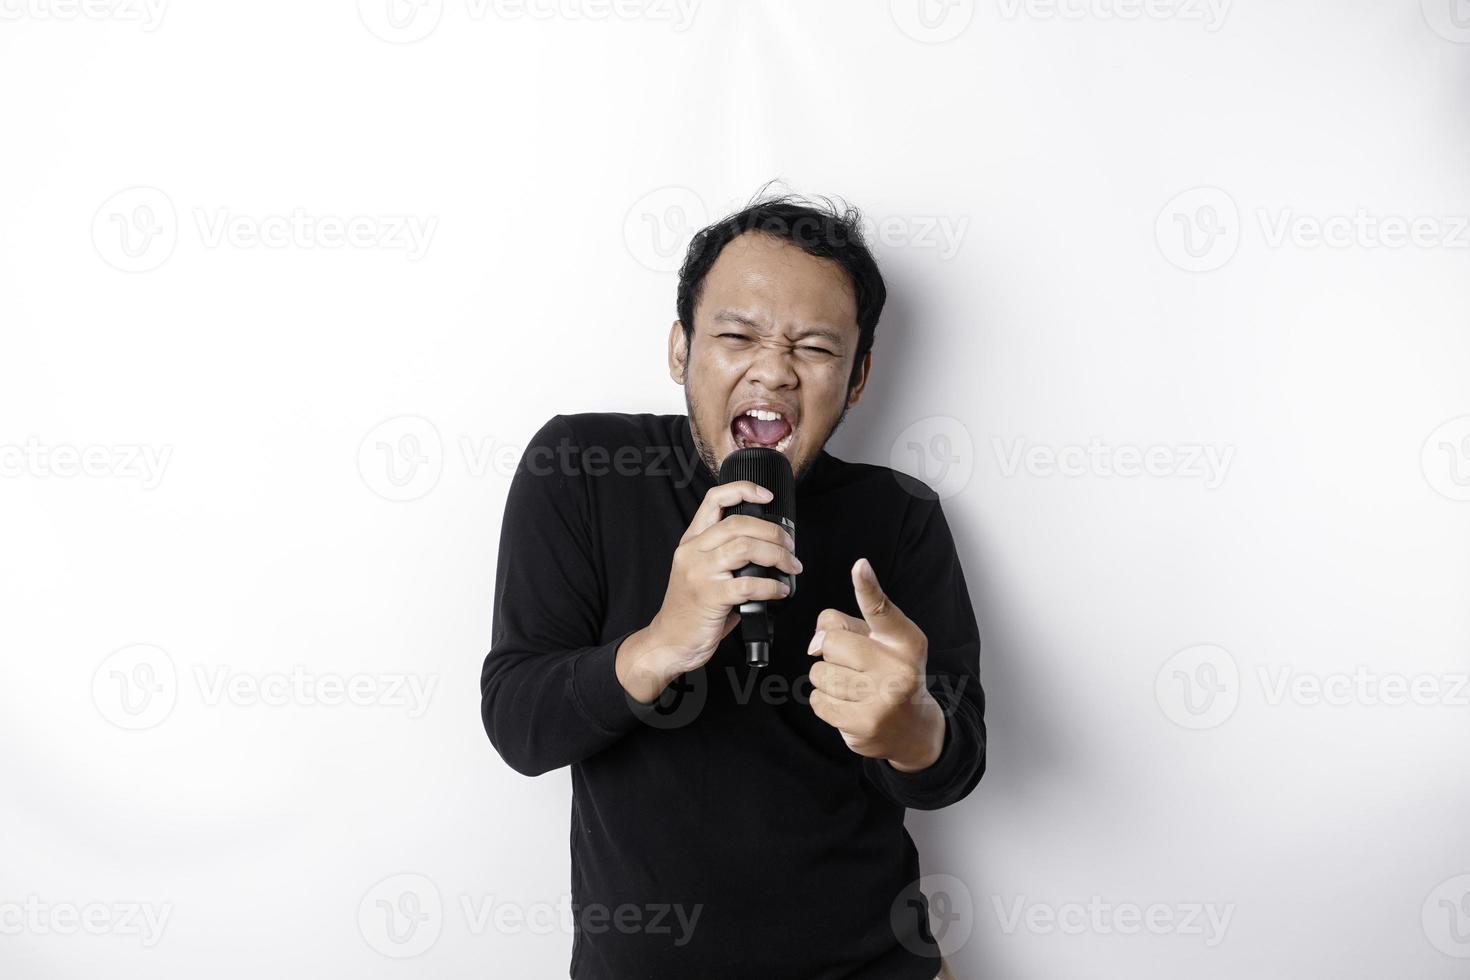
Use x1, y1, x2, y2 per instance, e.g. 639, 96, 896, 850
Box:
861, 490, 987, 811
479, 414, 646, 777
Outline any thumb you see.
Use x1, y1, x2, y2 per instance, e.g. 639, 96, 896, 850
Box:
852, 557, 905, 632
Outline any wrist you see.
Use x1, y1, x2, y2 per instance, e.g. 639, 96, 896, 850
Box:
615, 623, 682, 704
886, 697, 946, 773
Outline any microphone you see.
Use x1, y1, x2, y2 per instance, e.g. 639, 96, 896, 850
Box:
718, 447, 797, 668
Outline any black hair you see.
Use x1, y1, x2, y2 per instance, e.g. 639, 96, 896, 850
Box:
675, 183, 887, 392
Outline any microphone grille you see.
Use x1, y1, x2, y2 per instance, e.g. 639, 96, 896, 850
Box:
718, 447, 795, 522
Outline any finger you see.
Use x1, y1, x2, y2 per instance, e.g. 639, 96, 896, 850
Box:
815, 607, 869, 637
721, 609, 741, 638
809, 688, 864, 738
721, 574, 790, 606
713, 537, 801, 577
851, 557, 912, 635
807, 626, 876, 671
681, 482, 774, 544
694, 514, 795, 554
808, 659, 874, 703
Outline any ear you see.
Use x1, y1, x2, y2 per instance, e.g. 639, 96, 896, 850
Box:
668, 320, 688, 385
845, 350, 872, 407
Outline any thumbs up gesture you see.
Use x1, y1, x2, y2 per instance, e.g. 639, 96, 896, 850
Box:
807, 558, 946, 772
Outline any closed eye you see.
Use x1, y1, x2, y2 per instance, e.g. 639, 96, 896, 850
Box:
718, 333, 836, 357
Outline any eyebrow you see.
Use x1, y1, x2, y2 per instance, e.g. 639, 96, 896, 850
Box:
711, 310, 848, 347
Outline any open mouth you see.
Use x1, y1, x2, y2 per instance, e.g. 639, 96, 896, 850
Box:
730, 408, 796, 454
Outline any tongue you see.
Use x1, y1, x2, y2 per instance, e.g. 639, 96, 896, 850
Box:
733, 415, 792, 447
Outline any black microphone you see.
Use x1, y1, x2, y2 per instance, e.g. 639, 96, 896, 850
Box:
718, 447, 797, 668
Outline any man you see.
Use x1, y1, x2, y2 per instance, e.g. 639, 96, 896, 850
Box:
481, 192, 984, 979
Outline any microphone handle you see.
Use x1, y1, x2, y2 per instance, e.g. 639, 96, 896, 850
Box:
722, 500, 796, 667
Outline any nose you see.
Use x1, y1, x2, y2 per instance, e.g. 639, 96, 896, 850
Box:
741, 338, 800, 389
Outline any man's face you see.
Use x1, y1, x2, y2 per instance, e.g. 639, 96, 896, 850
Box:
669, 231, 871, 484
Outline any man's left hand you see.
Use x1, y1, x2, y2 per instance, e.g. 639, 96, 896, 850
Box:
807, 557, 946, 772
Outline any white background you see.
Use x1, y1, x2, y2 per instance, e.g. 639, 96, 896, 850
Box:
3, 1, 1469, 977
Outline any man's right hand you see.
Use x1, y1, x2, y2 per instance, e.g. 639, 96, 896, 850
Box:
616, 480, 801, 703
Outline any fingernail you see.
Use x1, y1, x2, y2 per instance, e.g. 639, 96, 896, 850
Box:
858, 558, 875, 582
793, 557, 804, 572
760, 487, 774, 500
807, 630, 826, 655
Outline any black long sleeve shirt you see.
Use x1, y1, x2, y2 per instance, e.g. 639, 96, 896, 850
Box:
480, 412, 986, 979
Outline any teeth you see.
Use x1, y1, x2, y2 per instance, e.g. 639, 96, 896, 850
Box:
744, 408, 784, 421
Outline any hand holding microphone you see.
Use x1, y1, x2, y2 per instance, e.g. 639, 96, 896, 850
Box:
625, 476, 800, 692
